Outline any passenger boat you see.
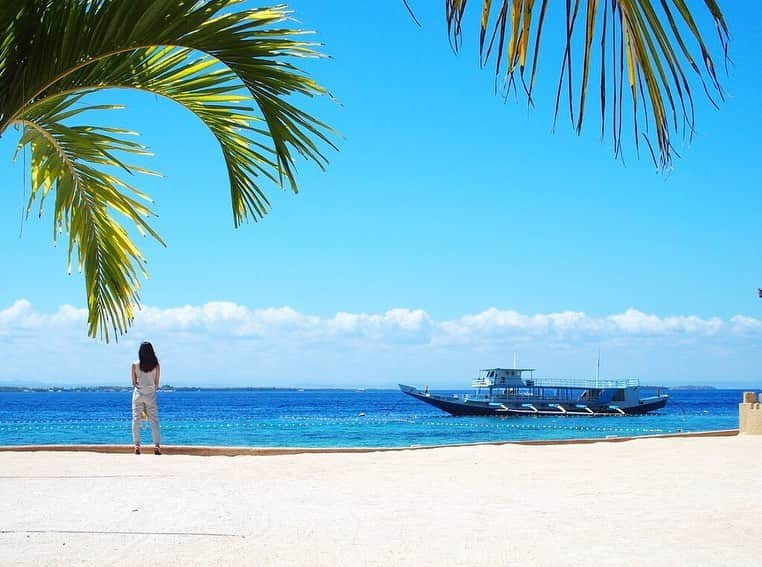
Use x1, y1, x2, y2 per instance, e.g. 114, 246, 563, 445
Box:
399, 368, 668, 416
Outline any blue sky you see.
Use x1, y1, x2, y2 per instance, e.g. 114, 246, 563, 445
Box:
1, 1, 761, 387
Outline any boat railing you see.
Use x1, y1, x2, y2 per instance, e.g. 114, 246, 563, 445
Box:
471, 378, 526, 388
464, 393, 606, 403
473, 378, 637, 389
529, 378, 639, 388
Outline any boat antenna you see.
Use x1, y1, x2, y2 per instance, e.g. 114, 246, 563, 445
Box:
596, 349, 600, 382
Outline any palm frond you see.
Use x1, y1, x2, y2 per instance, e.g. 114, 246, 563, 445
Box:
1, 1, 334, 225
0, 1, 336, 340
41, 46, 288, 226
443, 0, 729, 169
16, 95, 162, 341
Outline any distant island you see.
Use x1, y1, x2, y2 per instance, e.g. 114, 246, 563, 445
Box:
668, 385, 718, 391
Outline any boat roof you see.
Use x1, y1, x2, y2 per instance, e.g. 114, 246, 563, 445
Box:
480, 368, 536, 372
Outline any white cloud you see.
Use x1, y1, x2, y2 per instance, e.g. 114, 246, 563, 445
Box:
326, 309, 432, 343
442, 308, 602, 341
1, 300, 760, 386
436, 307, 733, 345
608, 309, 724, 336
729, 315, 762, 333
0, 299, 87, 332
126, 303, 430, 342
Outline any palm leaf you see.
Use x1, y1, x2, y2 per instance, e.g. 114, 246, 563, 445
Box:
0, 1, 335, 340
442, 0, 729, 169
15, 95, 162, 341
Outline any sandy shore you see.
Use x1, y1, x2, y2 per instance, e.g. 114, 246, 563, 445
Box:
1, 436, 760, 566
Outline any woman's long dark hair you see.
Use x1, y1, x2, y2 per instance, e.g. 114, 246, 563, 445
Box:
138, 342, 159, 373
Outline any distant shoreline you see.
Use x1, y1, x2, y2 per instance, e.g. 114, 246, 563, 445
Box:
0, 386, 377, 393
0, 384, 740, 393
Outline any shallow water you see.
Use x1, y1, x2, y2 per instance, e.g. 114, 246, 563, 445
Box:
0, 388, 742, 447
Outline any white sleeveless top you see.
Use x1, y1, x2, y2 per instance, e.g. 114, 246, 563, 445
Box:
134, 363, 158, 395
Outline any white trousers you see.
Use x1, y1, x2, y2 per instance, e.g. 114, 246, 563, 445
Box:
132, 391, 160, 445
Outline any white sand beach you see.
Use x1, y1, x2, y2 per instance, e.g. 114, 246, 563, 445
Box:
1, 435, 761, 567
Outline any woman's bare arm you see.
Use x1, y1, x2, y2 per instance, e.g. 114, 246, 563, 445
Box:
131, 364, 137, 388
155, 364, 160, 389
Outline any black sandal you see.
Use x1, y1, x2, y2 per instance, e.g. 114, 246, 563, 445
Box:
135, 445, 141, 455
154, 446, 161, 455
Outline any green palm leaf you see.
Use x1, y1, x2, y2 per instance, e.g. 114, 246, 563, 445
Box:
442, 0, 728, 169
0, 1, 335, 341
15, 95, 161, 341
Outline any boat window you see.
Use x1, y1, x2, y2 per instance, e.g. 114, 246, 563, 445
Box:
613, 390, 625, 402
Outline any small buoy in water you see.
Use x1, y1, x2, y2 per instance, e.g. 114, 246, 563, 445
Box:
358, 412, 365, 417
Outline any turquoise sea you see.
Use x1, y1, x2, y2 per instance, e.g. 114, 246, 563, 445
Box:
0, 388, 743, 447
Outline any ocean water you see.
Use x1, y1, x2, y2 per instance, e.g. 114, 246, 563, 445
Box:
0, 388, 744, 448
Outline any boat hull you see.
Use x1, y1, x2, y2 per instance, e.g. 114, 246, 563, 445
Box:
399, 385, 668, 417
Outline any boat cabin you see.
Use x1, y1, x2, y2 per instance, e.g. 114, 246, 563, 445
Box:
472, 368, 535, 389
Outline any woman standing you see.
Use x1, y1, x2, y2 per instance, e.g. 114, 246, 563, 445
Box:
132, 342, 161, 455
